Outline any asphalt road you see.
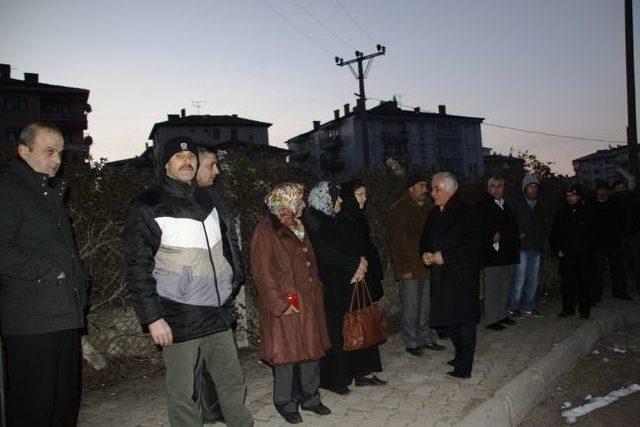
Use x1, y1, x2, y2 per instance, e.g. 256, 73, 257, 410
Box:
520, 323, 640, 427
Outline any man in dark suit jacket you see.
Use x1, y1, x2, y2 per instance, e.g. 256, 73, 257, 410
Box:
420, 172, 482, 379
477, 177, 520, 331
0, 123, 89, 426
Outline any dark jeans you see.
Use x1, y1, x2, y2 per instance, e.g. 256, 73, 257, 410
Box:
561, 261, 593, 317
4, 329, 81, 427
446, 324, 477, 376
594, 246, 629, 300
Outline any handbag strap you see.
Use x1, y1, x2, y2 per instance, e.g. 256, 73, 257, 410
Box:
361, 279, 375, 306
349, 280, 362, 312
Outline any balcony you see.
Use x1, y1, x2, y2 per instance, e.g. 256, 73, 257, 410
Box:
381, 131, 408, 142
40, 112, 87, 126
320, 158, 344, 171
289, 151, 310, 162
319, 136, 343, 150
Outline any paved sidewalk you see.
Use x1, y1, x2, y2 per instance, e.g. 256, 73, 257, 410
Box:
78, 297, 639, 426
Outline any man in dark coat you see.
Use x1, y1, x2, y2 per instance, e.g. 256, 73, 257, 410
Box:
420, 172, 482, 379
591, 180, 630, 302
550, 184, 597, 319
192, 145, 246, 423
477, 177, 520, 331
0, 123, 89, 426
613, 179, 640, 298
124, 137, 253, 426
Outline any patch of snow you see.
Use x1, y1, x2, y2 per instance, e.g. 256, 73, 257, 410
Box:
612, 346, 627, 354
561, 384, 640, 424
591, 349, 599, 355
602, 357, 610, 363
561, 401, 572, 409
584, 394, 591, 400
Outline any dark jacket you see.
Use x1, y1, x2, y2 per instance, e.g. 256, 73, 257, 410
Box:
0, 160, 88, 335
303, 207, 362, 328
590, 196, 626, 249
419, 194, 482, 327
387, 193, 432, 280
511, 194, 546, 251
550, 200, 597, 273
124, 175, 241, 343
196, 184, 245, 288
249, 214, 330, 366
477, 195, 520, 267
614, 189, 640, 237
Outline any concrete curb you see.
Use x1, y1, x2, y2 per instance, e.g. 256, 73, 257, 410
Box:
457, 306, 640, 427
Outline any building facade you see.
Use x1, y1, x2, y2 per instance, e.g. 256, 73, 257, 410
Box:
572, 145, 637, 187
483, 151, 526, 179
286, 100, 484, 179
0, 63, 91, 154
148, 110, 272, 173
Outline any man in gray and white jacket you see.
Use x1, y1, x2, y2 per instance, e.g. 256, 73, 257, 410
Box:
124, 137, 253, 426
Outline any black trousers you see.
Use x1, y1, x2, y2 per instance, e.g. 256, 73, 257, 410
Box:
560, 263, 593, 317
446, 324, 477, 376
593, 246, 629, 300
4, 329, 81, 427
272, 361, 320, 414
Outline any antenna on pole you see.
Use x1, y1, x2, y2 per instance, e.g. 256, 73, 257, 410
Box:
192, 100, 206, 115
335, 44, 386, 168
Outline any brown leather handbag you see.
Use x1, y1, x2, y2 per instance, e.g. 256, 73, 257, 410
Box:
342, 279, 387, 351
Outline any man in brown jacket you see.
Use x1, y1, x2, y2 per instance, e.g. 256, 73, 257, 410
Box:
387, 173, 445, 356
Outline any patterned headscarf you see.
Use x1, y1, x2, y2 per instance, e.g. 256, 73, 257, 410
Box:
265, 182, 305, 240
308, 181, 340, 217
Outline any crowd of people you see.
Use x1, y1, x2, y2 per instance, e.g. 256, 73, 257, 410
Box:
1, 122, 639, 426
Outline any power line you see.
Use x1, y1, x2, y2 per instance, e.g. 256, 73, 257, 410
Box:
483, 122, 625, 144
369, 96, 625, 144
334, 0, 377, 44
261, 0, 332, 55
292, 0, 355, 50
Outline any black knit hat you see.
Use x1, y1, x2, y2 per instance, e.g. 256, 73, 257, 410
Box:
162, 137, 198, 167
405, 172, 427, 189
566, 183, 584, 197
594, 179, 609, 190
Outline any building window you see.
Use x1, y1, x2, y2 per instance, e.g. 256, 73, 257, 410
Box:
4, 98, 27, 112
6, 128, 20, 143
43, 101, 59, 113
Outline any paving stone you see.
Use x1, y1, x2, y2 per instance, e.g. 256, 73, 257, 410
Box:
77, 299, 635, 426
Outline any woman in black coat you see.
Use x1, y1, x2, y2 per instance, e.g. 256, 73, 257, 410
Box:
338, 179, 385, 384
303, 181, 383, 395
339, 179, 384, 302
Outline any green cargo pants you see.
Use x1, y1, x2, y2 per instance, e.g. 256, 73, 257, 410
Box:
162, 329, 253, 426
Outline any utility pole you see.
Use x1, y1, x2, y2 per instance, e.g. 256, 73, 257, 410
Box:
625, 0, 639, 182
335, 44, 386, 168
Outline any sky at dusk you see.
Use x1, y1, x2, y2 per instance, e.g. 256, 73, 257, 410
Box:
1, 0, 637, 174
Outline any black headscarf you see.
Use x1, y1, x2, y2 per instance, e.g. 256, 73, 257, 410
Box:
340, 178, 369, 235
